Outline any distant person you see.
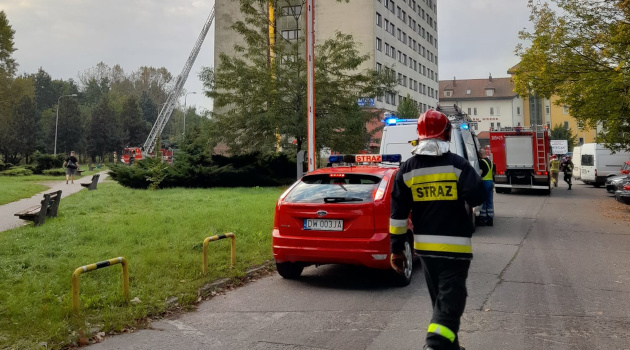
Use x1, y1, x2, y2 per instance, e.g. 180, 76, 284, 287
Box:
549, 155, 560, 187
129, 150, 136, 166
564, 156, 574, 190
113, 151, 118, 165
478, 150, 495, 226
64, 151, 79, 184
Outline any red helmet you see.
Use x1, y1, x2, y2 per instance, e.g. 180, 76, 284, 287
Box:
551, 155, 557, 159
417, 109, 451, 141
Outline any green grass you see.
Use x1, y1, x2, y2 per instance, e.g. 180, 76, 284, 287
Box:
0, 173, 93, 205
0, 182, 285, 349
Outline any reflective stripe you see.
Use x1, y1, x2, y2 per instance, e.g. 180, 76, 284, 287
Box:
416, 235, 471, 246
389, 218, 407, 235
415, 235, 472, 254
428, 323, 456, 343
415, 242, 472, 254
403, 166, 461, 184
404, 172, 458, 187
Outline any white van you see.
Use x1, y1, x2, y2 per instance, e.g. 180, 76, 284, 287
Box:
571, 146, 582, 180
579, 143, 630, 187
379, 113, 482, 172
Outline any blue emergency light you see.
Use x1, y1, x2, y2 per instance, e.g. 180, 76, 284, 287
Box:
381, 154, 402, 163
385, 117, 398, 125
460, 123, 469, 130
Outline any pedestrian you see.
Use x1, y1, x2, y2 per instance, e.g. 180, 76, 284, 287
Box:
389, 109, 486, 350
564, 155, 574, 190
477, 150, 495, 226
64, 151, 79, 185
549, 155, 560, 187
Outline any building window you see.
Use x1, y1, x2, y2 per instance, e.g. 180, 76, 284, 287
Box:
473, 108, 477, 115
376, 12, 382, 27
485, 89, 494, 97
490, 107, 494, 116
466, 89, 471, 95
281, 30, 300, 40
545, 105, 551, 114
517, 107, 521, 115
445, 91, 452, 97
376, 37, 382, 51
281, 6, 302, 16
563, 105, 569, 114
579, 137, 584, 145
491, 122, 495, 130
564, 121, 569, 129
467, 108, 471, 115
376, 63, 382, 73
496, 107, 501, 115
497, 122, 501, 129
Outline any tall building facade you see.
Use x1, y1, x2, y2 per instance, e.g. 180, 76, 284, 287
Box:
214, 0, 440, 114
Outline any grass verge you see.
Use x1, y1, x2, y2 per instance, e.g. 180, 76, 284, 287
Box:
0, 182, 285, 349
0, 173, 92, 205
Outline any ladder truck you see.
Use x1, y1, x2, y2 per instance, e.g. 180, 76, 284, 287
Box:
489, 126, 552, 195
122, 5, 215, 164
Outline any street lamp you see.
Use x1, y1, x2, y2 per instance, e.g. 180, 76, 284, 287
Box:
183, 92, 196, 136
54, 94, 78, 155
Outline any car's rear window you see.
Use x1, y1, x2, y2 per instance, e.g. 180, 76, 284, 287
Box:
284, 173, 382, 203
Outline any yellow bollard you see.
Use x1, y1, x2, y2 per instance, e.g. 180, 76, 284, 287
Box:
72, 257, 129, 315
203, 232, 236, 275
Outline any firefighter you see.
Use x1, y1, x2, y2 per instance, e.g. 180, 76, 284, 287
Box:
477, 150, 495, 226
564, 155, 574, 190
389, 109, 486, 350
549, 155, 560, 187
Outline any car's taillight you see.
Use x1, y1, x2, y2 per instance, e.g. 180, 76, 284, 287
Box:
373, 177, 388, 201
623, 184, 630, 191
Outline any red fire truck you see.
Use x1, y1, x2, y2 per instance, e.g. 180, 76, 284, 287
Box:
489, 126, 551, 194
120, 147, 173, 164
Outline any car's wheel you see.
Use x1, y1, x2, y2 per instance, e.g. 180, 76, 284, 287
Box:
593, 183, 602, 188
276, 262, 304, 279
392, 238, 414, 287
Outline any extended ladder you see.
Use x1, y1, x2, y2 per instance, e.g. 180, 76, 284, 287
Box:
143, 5, 215, 155
535, 130, 547, 172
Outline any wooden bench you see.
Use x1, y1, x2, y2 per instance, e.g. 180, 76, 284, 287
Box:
14, 190, 62, 226
81, 174, 100, 190
76, 169, 85, 176
88, 164, 95, 171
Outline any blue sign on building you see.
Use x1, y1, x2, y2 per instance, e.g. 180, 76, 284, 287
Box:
357, 98, 375, 107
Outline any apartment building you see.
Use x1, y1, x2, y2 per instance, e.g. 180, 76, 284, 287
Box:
439, 75, 524, 133
214, 0, 440, 114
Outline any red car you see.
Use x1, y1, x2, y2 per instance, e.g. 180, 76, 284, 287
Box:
272, 154, 414, 286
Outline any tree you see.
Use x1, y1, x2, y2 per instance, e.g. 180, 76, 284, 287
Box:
514, 0, 630, 151
549, 124, 578, 152
201, 0, 393, 156
397, 93, 420, 120
120, 96, 149, 147
88, 96, 118, 160
56, 98, 83, 155
0, 11, 17, 76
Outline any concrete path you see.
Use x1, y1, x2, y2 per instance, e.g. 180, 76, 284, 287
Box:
0, 171, 109, 232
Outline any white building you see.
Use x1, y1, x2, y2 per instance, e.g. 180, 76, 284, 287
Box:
439, 75, 524, 133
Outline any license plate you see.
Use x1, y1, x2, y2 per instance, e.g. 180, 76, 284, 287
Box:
303, 219, 343, 231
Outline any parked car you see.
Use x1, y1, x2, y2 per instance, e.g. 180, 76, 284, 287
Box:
272, 154, 415, 286
605, 174, 630, 193
614, 182, 630, 205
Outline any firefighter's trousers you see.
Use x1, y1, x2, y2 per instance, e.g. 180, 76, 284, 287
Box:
479, 180, 494, 224
421, 256, 470, 350
551, 171, 559, 187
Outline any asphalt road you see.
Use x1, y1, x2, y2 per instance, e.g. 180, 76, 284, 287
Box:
89, 179, 630, 350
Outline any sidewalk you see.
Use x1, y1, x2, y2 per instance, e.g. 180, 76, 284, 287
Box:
0, 171, 109, 232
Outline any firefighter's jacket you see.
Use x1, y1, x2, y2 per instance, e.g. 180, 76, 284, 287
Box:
390, 151, 486, 260
550, 159, 560, 173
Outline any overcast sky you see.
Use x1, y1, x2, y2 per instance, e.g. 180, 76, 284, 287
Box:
2, 0, 533, 112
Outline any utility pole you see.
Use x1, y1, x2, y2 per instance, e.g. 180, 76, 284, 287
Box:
306, 0, 316, 172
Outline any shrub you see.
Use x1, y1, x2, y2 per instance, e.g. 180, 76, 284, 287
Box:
0, 162, 14, 171
108, 151, 297, 189
33, 152, 65, 174
42, 168, 66, 176
0, 167, 33, 176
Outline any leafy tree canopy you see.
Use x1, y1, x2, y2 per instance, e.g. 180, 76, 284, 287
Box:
397, 93, 420, 120
549, 124, 578, 152
201, 0, 394, 156
514, 0, 630, 151
0, 11, 17, 76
